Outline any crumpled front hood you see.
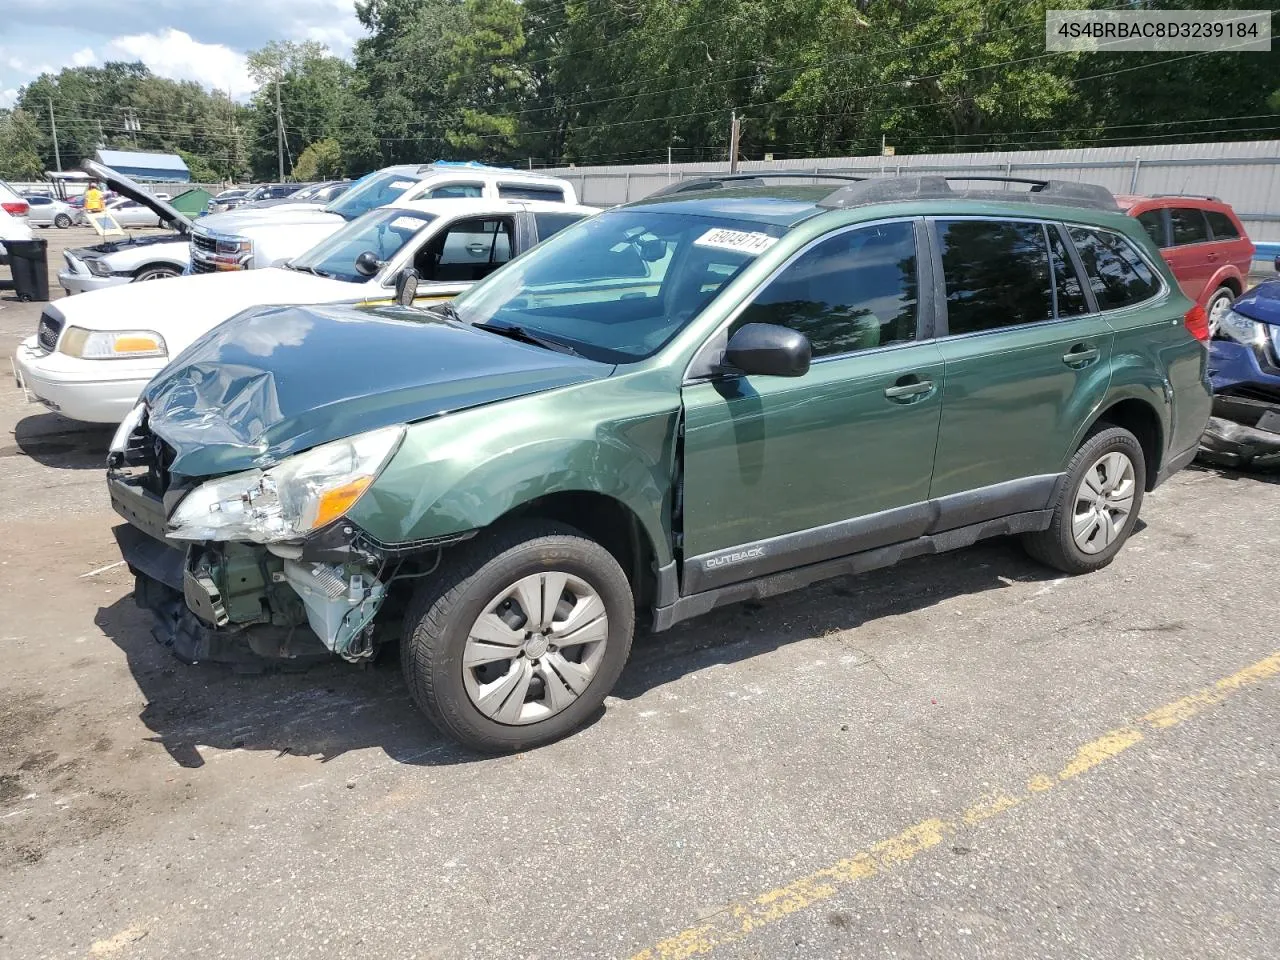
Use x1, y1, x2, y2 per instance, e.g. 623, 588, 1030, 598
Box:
143, 303, 612, 478
1231, 279, 1280, 327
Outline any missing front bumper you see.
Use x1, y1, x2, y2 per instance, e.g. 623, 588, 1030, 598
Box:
1198, 394, 1280, 470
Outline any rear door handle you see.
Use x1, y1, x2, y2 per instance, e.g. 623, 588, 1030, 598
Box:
884, 376, 934, 402
1063, 344, 1100, 368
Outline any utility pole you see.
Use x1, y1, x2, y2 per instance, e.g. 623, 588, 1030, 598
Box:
728, 110, 741, 173
48, 98, 62, 172
668, 143, 673, 181
275, 78, 285, 183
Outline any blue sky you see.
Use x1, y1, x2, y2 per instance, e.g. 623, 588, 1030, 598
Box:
0, 0, 365, 107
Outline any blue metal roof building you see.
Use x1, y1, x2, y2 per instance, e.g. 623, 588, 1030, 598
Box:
94, 149, 191, 182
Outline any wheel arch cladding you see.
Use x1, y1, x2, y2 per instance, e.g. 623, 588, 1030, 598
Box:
1090, 397, 1163, 489
134, 261, 182, 277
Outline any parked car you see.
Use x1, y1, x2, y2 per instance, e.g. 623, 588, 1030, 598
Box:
189, 163, 578, 274
90, 196, 164, 229
105, 173, 1210, 752
0, 178, 30, 218
1200, 278, 1280, 469
248, 180, 351, 209
206, 189, 249, 215
1119, 194, 1255, 336
57, 160, 192, 295
25, 195, 76, 229
15, 198, 596, 423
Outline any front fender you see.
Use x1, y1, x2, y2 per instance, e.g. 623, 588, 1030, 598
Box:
350, 378, 680, 566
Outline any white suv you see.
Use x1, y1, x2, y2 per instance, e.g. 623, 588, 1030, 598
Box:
189, 162, 579, 274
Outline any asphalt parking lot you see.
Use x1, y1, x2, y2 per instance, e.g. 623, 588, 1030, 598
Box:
1, 227, 1278, 960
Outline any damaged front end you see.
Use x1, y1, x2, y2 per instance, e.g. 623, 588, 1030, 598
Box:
1201, 285, 1280, 471
108, 406, 444, 669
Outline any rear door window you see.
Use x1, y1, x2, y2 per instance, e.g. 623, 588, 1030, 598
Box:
1204, 210, 1241, 241
936, 219, 1053, 334
1048, 227, 1090, 316
1067, 227, 1161, 309
534, 211, 588, 242
1169, 208, 1210, 245
1136, 210, 1167, 247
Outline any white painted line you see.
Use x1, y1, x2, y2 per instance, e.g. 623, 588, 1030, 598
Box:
79, 559, 126, 579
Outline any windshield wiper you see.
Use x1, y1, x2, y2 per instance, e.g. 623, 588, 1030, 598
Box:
290, 264, 330, 278
472, 321, 581, 357
428, 301, 461, 322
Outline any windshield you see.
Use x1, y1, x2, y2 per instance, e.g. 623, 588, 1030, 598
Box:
289, 183, 323, 200
326, 169, 423, 220
289, 207, 436, 283
449, 209, 785, 363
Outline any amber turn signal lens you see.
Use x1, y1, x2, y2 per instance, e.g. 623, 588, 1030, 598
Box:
312, 477, 373, 529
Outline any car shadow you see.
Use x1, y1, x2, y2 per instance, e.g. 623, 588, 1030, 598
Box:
7, 412, 114, 469
94, 534, 1068, 768
1187, 460, 1280, 485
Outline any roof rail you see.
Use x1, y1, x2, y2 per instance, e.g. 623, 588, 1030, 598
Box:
818, 175, 1118, 212
647, 172, 867, 198
1150, 193, 1222, 202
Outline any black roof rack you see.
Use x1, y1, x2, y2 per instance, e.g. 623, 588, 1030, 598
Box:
818, 175, 1118, 212
647, 172, 867, 198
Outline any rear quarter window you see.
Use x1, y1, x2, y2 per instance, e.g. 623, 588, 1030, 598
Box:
1067, 227, 1161, 310
1204, 210, 1241, 240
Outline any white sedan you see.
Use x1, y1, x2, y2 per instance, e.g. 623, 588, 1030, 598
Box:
14, 196, 596, 423
25, 196, 77, 229
86, 197, 163, 229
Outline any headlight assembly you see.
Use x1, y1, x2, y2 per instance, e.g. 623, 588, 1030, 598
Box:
59, 326, 167, 359
167, 425, 406, 543
84, 258, 112, 277
1217, 308, 1268, 348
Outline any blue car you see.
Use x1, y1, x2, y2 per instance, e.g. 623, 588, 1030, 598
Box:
1202, 277, 1280, 468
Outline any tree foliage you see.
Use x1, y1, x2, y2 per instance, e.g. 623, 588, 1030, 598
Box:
293, 137, 346, 179
6, 0, 1279, 181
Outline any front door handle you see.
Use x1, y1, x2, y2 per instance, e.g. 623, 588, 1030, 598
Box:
884, 375, 935, 402
1206, 251, 1220, 262
1063, 343, 1100, 368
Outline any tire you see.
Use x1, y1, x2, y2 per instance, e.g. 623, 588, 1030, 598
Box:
134, 265, 181, 282
1022, 426, 1147, 575
1206, 286, 1234, 338
401, 520, 635, 752
54, 213, 72, 229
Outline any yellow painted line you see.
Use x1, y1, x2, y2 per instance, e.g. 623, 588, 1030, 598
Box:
630, 651, 1280, 960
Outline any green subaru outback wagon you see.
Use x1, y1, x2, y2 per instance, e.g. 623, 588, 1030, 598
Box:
108, 174, 1212, 751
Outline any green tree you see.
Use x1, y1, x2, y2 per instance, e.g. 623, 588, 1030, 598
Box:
0, 108, 46, 179
293, 137, 345, 179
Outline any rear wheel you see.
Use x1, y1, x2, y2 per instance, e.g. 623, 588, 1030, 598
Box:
1206, 286, 1235, 338
54, 213, 72, 229
401, 520, 634, 752
1023, 426, 1146, 574
134, 265, 181, 282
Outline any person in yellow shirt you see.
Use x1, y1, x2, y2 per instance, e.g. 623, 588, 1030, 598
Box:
83, 183, 105, 214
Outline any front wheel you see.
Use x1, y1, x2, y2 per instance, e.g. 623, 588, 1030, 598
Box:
401, 521, 635, 752
1206, 287, 1235, 338
134, 266, 181, 282
1023, 426, 1146, 575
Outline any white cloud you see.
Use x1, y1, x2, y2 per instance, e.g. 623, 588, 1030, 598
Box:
104, 28, 254, 99
0, 88, 17, 108
70, 47, 97, 67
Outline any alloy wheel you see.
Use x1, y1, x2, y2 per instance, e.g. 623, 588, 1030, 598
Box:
1208, 293, 1233, 337
1072, 451, 1136, 554
462, 572, 609, 725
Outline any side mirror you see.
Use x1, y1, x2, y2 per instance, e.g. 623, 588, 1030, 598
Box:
395, 268, 420, 307
724, 323, 811, 378
354, 250, 381, 277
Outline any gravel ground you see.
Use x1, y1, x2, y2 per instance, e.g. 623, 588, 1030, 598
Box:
0, 228, 1277, 960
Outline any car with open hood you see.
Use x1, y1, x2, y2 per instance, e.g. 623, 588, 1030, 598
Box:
188, 162, 578, 275
58, 160, 193, 295
106, 173, 1211, 753
13, 197, 596, 423
1200, 277, 1280, 469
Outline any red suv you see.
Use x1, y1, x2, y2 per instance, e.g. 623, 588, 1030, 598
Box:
1117, 194, 1255, 336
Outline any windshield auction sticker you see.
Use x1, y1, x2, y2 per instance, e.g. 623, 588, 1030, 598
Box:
694, 228, 779, 256
1046, 9, 1270, 51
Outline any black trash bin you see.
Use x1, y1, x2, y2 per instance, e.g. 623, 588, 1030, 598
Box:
6, 238, 50, 302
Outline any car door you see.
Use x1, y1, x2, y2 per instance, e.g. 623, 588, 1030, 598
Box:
928, 218, 1114, 520
680, 219, 945, 593
1165, 207, 1213, 301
